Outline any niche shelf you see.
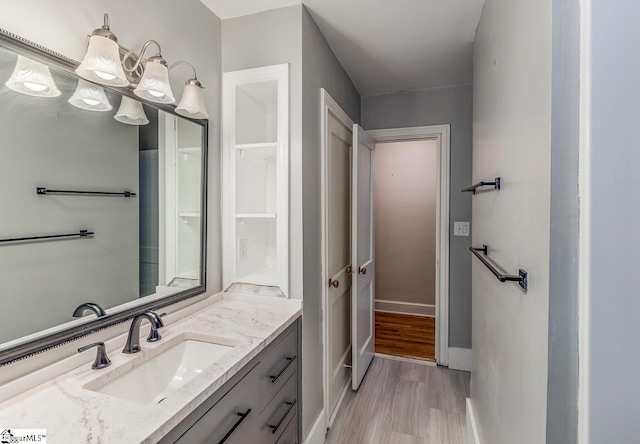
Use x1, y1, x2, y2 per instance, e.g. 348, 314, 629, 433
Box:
223, 64, 289, 296
236, 213, 277, 219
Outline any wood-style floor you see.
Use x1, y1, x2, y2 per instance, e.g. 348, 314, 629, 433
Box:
326, 357, 470, 444
375, 312, 436, 362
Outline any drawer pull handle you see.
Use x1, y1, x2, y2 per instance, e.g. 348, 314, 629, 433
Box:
270, 355, 297, 383
218, 408, 251, 444
269, 400, 297, 434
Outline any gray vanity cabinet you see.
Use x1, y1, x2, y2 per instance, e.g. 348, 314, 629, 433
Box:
175, 364, 261, 443
160, 319, 300, 444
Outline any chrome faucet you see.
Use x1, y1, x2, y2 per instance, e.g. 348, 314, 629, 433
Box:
73, 303, 106, 318
122, 311, 164, 354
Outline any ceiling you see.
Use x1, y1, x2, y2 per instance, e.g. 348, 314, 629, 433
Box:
201, 0, 485, 97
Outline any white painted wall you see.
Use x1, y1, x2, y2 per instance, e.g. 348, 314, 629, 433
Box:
471, 0, 551, 443
0, 0, 223, 298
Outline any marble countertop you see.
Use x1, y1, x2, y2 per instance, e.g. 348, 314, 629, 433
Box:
0, 292, 301, 443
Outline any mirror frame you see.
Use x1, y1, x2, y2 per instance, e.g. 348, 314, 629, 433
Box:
0, 28, 209, 365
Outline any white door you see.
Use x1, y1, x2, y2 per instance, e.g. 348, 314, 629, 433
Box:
351, 124, 375, 390
326, 113, 354, 418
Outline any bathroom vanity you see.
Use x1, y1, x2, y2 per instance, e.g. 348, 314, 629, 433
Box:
0, 292, 301, 443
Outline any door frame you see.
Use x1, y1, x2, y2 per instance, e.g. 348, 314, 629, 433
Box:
366, 125, 451, 366
320, 89, 355, 429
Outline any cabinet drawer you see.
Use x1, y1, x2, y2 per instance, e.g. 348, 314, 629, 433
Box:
176, 365, 260, 444
275, 414, 297, 444
260, 328, 297, 410
258, 372, 297, 444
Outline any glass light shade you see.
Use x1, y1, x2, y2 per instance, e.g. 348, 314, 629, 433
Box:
76, 35, 129, 87
114, 96, 149, 125
176, 84, 209, 119
134, 61, 175, 104
68, 79, 112, 112
5, 55, 61, 98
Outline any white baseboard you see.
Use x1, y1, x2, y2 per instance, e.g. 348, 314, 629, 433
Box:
448, 347, 472, 372
328, 377, 351, 428
304, 409, 327, 444
466, 398, 481, 444
375, 299, 435, 317
375, 353, 437, 367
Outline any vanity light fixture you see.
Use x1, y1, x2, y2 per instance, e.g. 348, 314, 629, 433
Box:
76, 14, 129, 87
114, 96, 149, 125
5, 55, 61, 98
171, 61, 209, 119
78, 13, 209, 117
68, 79, 112, 112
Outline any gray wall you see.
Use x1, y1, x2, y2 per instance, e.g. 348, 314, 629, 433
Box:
471, 0, 552, 442
546, 0, 580, 442
361, 85, 473, 348
585, 0, 640, 441
301, 5, 360, 437
0, 0, 223, 297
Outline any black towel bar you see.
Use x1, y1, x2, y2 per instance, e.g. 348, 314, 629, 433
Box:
0, 230, 94, 244
471, 244, 528, 290
462, 178, 501, 194
37, 187, 136, 197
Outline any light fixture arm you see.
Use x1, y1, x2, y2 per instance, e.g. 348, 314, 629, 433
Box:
168, 61, 198, 78
168, 61, 203, 87
122, 40, 164, 74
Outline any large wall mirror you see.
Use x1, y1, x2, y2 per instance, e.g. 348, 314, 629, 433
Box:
0, 30, 208, 364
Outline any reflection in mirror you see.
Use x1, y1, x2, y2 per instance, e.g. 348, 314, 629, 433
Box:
0, 45, 205, 350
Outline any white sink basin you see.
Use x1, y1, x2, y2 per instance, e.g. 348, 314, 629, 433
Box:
89, 336, 236, 404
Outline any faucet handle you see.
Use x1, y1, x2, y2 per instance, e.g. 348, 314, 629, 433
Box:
145, 311, 164, 342
78, 342, 111, 370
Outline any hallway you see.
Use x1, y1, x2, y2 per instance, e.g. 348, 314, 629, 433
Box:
326, 358, 470, 444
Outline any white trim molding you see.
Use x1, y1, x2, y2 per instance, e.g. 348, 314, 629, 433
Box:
466, 398, 482, 444
448, 347, 472, 372
374, 299, 435, 317
303, 409, 327, 444
368, 125, 451, 366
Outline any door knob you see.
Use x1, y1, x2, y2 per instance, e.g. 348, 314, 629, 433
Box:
358, 267, 367, 275
329, 279, 340, 288
346, 265, 353, 274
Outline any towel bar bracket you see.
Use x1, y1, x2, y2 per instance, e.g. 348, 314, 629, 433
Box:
462, 177, 501, 194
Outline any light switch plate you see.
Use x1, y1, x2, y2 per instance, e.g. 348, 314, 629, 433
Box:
454, 221, 470, 237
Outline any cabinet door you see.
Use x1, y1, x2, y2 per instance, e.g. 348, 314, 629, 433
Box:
176, 365, 260, 444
